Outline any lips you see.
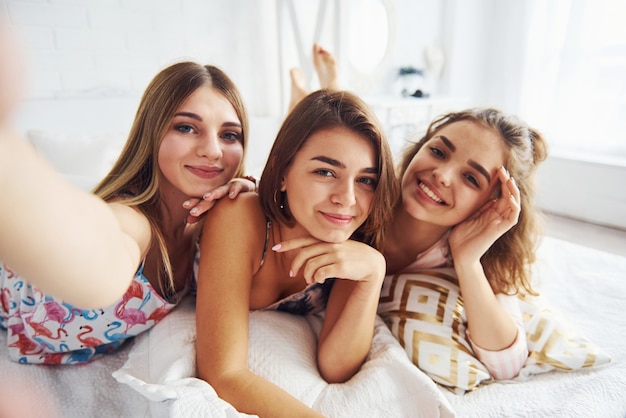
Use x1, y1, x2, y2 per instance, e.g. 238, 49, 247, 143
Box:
320, 212, 354, 226
418, 180, 445, 204
186, 165, 223, 179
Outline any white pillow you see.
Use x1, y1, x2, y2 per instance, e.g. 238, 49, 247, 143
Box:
114, 297, 455, 418
28, 129, 126, 187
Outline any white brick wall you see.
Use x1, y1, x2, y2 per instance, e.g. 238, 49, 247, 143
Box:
4, 0, 282, 117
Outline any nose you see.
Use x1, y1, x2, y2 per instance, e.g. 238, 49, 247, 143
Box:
198, 132, 223, 161
331, 179, 357, 207
432, 165, 452, 187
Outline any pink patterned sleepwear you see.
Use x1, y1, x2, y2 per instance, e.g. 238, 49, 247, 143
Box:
0, 260, 183, 364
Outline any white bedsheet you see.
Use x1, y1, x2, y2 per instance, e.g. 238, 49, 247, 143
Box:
444, 236, 626, 417
1, 236, 625, 417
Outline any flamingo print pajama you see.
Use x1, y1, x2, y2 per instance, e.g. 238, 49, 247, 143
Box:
0, 261, 180, 364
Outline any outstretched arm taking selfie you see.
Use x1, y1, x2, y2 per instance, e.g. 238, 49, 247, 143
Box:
0, 131, 147, 309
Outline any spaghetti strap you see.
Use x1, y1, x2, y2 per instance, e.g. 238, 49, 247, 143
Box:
259, 218, 271, 268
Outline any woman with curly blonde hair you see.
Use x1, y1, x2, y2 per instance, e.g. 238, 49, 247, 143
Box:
382, 107, 548, 379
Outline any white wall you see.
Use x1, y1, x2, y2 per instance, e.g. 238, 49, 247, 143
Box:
3, 0, 281, 117
5, 0, 623, 229
3, 0, 282, 176
536, 156, 626, 229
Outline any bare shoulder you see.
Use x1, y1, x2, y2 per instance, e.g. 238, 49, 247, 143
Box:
203, 193, 265, 233
199, 193, 267, 275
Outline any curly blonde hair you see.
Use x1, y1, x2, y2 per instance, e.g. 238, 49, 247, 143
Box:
397, 108, 548, 295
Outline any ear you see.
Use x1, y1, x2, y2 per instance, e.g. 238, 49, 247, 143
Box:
280, 179, 286, 192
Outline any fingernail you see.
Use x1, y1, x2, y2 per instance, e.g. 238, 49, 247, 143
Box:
190, 208, 198, 215
183, 200, 191, 207
229, 190, 235, 197
289, 270, 294, 278
203, 192, 211, 199
272, 244, 281, 251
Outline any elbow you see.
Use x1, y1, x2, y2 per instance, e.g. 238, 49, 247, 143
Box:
317, 357, 363, 384
319, 367, 354, 384
197, 367, 235, 398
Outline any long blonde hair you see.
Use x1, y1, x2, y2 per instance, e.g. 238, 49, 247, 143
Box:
398, 108, 548, 295
93, 62, 248, 297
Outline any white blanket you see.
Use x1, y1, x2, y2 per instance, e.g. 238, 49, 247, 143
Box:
0, 331, 150, 417
2, 236, 625, 417
113, 300, 455, 417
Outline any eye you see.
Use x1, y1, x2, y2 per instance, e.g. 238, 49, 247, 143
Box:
314, 169, 335, 178
221, 131, 243, 143
175, 124, 195, 134
221, 132, 243, 142
357, 176, 378, 188
464, 173, 480, 188
429, 146, 445, 158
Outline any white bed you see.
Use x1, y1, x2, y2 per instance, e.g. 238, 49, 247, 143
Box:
3, 97, 625, 417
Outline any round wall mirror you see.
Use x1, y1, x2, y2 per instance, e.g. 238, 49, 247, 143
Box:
347, 0, 395, 93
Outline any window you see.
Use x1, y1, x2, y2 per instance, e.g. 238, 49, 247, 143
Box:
520, 0, 626, 164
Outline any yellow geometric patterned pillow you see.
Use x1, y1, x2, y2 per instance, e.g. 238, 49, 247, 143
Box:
517, 295, 611, 378
377, 268, 490, 393
378, 268, 612, 393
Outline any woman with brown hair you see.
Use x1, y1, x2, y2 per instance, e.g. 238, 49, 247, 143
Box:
196, 89, 398, 417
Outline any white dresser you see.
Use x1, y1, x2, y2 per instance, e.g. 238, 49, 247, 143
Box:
365, 96, 468, 158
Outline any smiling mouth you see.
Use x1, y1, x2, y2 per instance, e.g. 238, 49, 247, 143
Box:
321, 212, 354, 225
187, 166, 222, 179
419, 181, 444, 204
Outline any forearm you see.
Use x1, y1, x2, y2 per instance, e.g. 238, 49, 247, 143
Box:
467, 294, 528, 379
454, 260, 518, 350
199, 368, 323, 418
318, 279, 381, 383
0, 129, 138, 308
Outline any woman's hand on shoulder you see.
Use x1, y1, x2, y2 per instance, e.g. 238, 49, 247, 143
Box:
273, 237, 386, 286
183, 176, 257, 224
449, 166, 520, 264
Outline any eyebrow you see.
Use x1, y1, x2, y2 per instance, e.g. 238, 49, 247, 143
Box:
438, 135, 491, 183
439, 135, 456, 152
174, 112, 242, 129
312, 156, 378, 174
175, 111, 202, 121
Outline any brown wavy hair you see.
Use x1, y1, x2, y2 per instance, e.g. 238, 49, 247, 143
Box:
258, 89, 398, 250
93, 62, 248, 297
397, 108, 548, 295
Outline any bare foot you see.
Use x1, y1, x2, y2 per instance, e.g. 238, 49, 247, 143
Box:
289, 67, 308, 112
312, 43, 338, 90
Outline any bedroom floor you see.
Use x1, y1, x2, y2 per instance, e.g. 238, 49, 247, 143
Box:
544, 212, 626, 258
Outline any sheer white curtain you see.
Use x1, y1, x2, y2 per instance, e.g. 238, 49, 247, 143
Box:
519, 0, 626, 163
